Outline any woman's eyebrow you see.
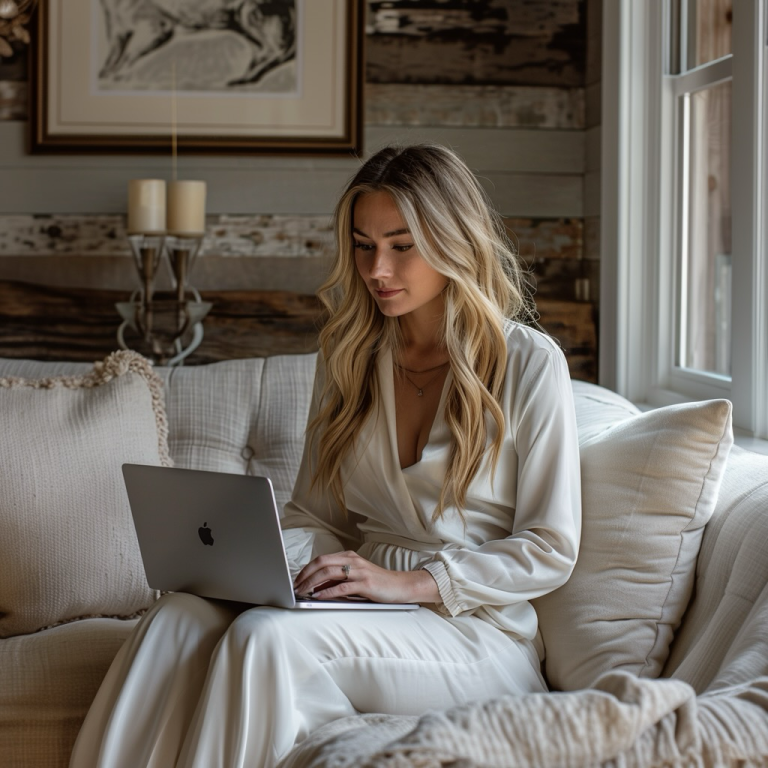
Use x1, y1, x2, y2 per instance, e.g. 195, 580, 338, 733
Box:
352, 227, 411, 238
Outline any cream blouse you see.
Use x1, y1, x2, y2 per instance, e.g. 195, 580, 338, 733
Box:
281, 321, 581, 646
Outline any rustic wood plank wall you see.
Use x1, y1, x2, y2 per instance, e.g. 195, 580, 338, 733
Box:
0, 279, 596, 382
0, 0, 600, 381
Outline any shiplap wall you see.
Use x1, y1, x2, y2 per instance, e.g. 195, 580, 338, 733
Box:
0, 0, 596, 301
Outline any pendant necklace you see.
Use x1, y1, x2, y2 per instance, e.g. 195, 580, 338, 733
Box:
395, 361, 449, 397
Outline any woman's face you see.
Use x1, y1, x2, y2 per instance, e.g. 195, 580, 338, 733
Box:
352, 191, 449, 321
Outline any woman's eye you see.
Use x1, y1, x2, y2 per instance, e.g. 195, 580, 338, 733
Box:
353, 241, 374, 251
393, 244, 413, 252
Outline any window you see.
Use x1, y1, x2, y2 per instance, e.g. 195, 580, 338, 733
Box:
601, 0, 767, 445
670, 2, 733, 382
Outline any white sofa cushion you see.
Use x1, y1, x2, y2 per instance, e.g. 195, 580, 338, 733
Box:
663, 444, 768, 692
0, 351, 170, 637
0, 354, 318, 516
571, 379, 641, 442
534, 398, 734, 691
157, 353, 316, 511
0, 618, 137, 767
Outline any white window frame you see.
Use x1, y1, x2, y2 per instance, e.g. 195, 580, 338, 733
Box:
600, 0, 768, 447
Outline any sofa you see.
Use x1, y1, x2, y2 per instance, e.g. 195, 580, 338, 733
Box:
1, 350, 767, 768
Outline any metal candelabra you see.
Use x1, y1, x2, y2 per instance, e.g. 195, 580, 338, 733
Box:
116, 233, 212, 365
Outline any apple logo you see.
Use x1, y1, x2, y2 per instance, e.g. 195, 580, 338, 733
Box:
198, 522, 214, 546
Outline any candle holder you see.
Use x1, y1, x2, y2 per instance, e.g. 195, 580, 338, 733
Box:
125, 233, 164, 342
116, 233, 212, 366
165, 234, 211, 360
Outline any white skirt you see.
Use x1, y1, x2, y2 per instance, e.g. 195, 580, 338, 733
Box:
70, 593, 546, 768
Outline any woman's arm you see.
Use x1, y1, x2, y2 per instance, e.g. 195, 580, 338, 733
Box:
419, 342, 582, 616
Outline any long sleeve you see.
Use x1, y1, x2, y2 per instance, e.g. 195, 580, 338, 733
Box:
419, 337, 581, 620
280, 358, 363, 575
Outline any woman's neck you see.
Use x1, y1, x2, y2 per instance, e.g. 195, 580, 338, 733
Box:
397, 298, 447, 367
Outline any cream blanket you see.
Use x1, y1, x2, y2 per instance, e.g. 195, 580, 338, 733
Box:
281, 459, 768, 768
281, 673, 768, 768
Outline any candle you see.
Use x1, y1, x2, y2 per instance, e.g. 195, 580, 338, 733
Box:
127, 179, 166, 234
167, 180, 206, 236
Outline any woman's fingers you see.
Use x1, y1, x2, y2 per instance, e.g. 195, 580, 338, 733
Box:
293, 551, 361, 595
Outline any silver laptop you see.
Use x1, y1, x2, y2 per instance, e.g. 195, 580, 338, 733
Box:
122, 464, 419, 611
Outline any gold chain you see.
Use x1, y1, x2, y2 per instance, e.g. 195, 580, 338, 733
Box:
394, 361, 449, 397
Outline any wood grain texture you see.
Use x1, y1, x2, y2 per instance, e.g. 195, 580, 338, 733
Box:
366, 84, 585, 129
0, 215, 583, 260
0, 80, 25, 120
0, 280, 323, 362
366, 0, 586, 86
0, 79, 587, 129
0, 280, 597, 381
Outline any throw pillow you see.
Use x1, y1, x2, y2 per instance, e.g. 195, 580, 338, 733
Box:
0, 350, 171, 637
533, 399, 733, 691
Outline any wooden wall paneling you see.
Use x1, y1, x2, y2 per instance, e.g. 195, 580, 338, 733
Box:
506, 217, 582, 261
0, 124, 583, 175
586, 0, 603, 86
0, 80, 25, 120
583, 170, 600, 218
0, 280, 323, 362
0, 215, 585, 299
0, 214, 335, 258
0, 280, 597, 382
524, 257, 585, 300
481, 173, 583, 218
0, 255, 331, 294
585, 126, 601, 172
584, 216, 600, 260
0, 214, 584, 260
366, 84, 585, 129
536, 298, 597, 381
0, 163, 351, 216
0, 168, 582, 218
585, 82, 602, 128
2, 81, 588, 132
366, 0, 586, 87
0, 124, 585, 219
366, 126, 585, 173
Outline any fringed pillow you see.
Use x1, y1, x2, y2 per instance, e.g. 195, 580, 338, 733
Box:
0, 351, 171, 637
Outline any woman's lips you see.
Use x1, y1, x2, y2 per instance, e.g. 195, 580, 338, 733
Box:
375, 288, 403, 299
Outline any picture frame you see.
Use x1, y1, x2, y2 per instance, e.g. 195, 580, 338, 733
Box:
30, 0, 364, 155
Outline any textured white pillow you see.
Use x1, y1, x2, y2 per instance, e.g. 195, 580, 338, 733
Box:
533, 399, 733, 691
0, 351, 171, 637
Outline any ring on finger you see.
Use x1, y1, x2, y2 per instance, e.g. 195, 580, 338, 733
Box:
341, 564, 351, 579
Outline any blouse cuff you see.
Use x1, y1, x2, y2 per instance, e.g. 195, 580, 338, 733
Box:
421, 561, 464, 616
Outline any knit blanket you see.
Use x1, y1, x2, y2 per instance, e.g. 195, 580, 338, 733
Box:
280, 673, 768, 768
282, 503, 768, 768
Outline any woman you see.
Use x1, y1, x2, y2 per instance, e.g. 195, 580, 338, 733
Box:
71, 144, 581, 768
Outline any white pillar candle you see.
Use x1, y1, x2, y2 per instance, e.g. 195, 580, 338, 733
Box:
167, 180, 207, 236
127, 179, 166, 234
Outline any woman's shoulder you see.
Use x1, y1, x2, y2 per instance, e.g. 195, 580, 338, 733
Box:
500, 319, 570, 393
499, 321, 572, 413
501, 319, 565, 363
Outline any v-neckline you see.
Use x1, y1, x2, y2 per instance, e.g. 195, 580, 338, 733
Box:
378, 347, 451, 472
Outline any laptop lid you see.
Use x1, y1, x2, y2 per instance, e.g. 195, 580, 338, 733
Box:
123, 463, 299, 607
122, 464, 419, 611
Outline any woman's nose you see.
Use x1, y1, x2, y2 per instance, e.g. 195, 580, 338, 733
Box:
369, 248, 392, 279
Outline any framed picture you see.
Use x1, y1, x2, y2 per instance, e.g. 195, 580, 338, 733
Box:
30, 0, 364, 154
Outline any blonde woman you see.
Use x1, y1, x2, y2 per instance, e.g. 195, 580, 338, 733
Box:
71, 144, 581, 768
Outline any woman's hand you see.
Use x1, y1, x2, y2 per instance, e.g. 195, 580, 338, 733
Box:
293, 550, 441, 604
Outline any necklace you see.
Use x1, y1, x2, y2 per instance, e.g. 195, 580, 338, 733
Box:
394, 361, 449, 397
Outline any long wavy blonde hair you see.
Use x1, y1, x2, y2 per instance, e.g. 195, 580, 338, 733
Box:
311, 143, 534, 521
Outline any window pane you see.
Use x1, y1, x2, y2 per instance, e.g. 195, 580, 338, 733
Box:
679, 79, 732, 376
687, 0, 732, 70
